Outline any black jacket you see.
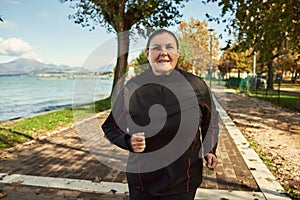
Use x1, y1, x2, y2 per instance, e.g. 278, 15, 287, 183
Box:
102, 68, 219, 196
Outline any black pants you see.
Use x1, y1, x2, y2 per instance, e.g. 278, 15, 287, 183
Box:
129, 186, 197, 200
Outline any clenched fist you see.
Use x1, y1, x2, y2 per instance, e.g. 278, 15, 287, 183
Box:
205, 153, 218, 170
130, 132, 146, 153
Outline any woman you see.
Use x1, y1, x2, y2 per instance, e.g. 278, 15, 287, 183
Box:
102, 29, 219, 200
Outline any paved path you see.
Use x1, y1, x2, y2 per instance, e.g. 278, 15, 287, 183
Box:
0, 87, 290, 199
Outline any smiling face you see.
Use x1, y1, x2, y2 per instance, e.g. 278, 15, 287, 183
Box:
146, 32, 179, 76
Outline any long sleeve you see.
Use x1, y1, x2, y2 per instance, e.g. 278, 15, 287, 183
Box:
199, 83, 219, 156
101, 90, 133, 151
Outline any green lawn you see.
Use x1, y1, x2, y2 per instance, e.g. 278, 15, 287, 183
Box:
247, 87, 299, 111
0, 97, 111, 149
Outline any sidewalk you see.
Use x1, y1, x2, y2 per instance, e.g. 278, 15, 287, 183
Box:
0, 87, 290, 199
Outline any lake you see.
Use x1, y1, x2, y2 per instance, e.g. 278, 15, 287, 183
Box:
0, 75, 113, 121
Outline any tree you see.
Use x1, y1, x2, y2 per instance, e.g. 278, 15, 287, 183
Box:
219, 46, 252, 78
130, 50, 148, 75
204, 0, 300, 89
219, 48, 235, 79
60, 0, 189, 95
177, 36, 201, 73
177, 18, 220, 75
274, 51, 300, 83
218, 60, 233, 80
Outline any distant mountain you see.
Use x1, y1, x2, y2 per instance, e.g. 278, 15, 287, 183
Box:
0, 58, 45, 73
0, 58, 117, 75
0, 58, 83, 75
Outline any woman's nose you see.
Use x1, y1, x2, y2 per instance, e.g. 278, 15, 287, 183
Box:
160, 50, 168, 56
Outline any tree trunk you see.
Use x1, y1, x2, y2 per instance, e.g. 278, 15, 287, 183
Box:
291, 69, 299, 83
291, 70, 296, 83
111, 31, 130, 96
267, 62, 274, 89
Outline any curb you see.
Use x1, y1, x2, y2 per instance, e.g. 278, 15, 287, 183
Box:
0, 173, 128, 194
213, 95, 290, 200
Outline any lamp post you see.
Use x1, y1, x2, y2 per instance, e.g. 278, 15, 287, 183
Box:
253, 51, 256, 76
253, 51, 258, 94
208, 28, 214, 88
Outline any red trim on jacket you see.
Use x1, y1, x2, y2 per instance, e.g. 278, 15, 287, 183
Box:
137, 155, 144, 190
191, 136, 197, 151
186, 158, 191, 192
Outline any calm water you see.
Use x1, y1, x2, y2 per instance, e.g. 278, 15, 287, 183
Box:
0, 75, 113, 121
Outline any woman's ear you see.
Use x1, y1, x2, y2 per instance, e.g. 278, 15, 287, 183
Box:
145, 49, 150, 60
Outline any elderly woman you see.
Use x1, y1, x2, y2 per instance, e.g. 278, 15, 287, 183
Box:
102, 29, 219, 200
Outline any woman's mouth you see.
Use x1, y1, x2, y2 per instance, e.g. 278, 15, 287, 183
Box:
158, 59, 170, 63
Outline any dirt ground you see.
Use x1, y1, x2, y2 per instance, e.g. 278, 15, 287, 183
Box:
221, 88, 300, 198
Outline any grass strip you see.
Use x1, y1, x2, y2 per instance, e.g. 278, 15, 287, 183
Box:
0, 97, 111, 149
248, 92, 298, 110
237, 88, 299, 111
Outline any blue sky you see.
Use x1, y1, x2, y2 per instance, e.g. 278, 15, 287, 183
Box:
0, 0, 229, 67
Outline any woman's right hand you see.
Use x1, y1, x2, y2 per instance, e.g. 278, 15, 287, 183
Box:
130, 132, 146, 153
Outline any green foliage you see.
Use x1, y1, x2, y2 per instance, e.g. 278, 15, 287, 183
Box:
134, 50, 148, 65
60, 0, 191, 95
205, 0, 300, 52
131, 50, 149, 75
204, 0, 300, 88
59, 0, 190, 33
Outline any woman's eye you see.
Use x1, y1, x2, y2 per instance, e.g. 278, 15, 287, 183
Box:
153, 46, 162, 51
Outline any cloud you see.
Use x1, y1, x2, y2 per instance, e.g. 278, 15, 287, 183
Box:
0, 37, 36, 58
2, 0, 21, 4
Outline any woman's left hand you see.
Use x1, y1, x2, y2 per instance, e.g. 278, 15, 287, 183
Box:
205, 153, 218, 170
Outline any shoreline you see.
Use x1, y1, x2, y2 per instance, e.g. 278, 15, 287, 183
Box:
0, 104, 73, 123
0, 94, 110, 123
37, 76, 112, 81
